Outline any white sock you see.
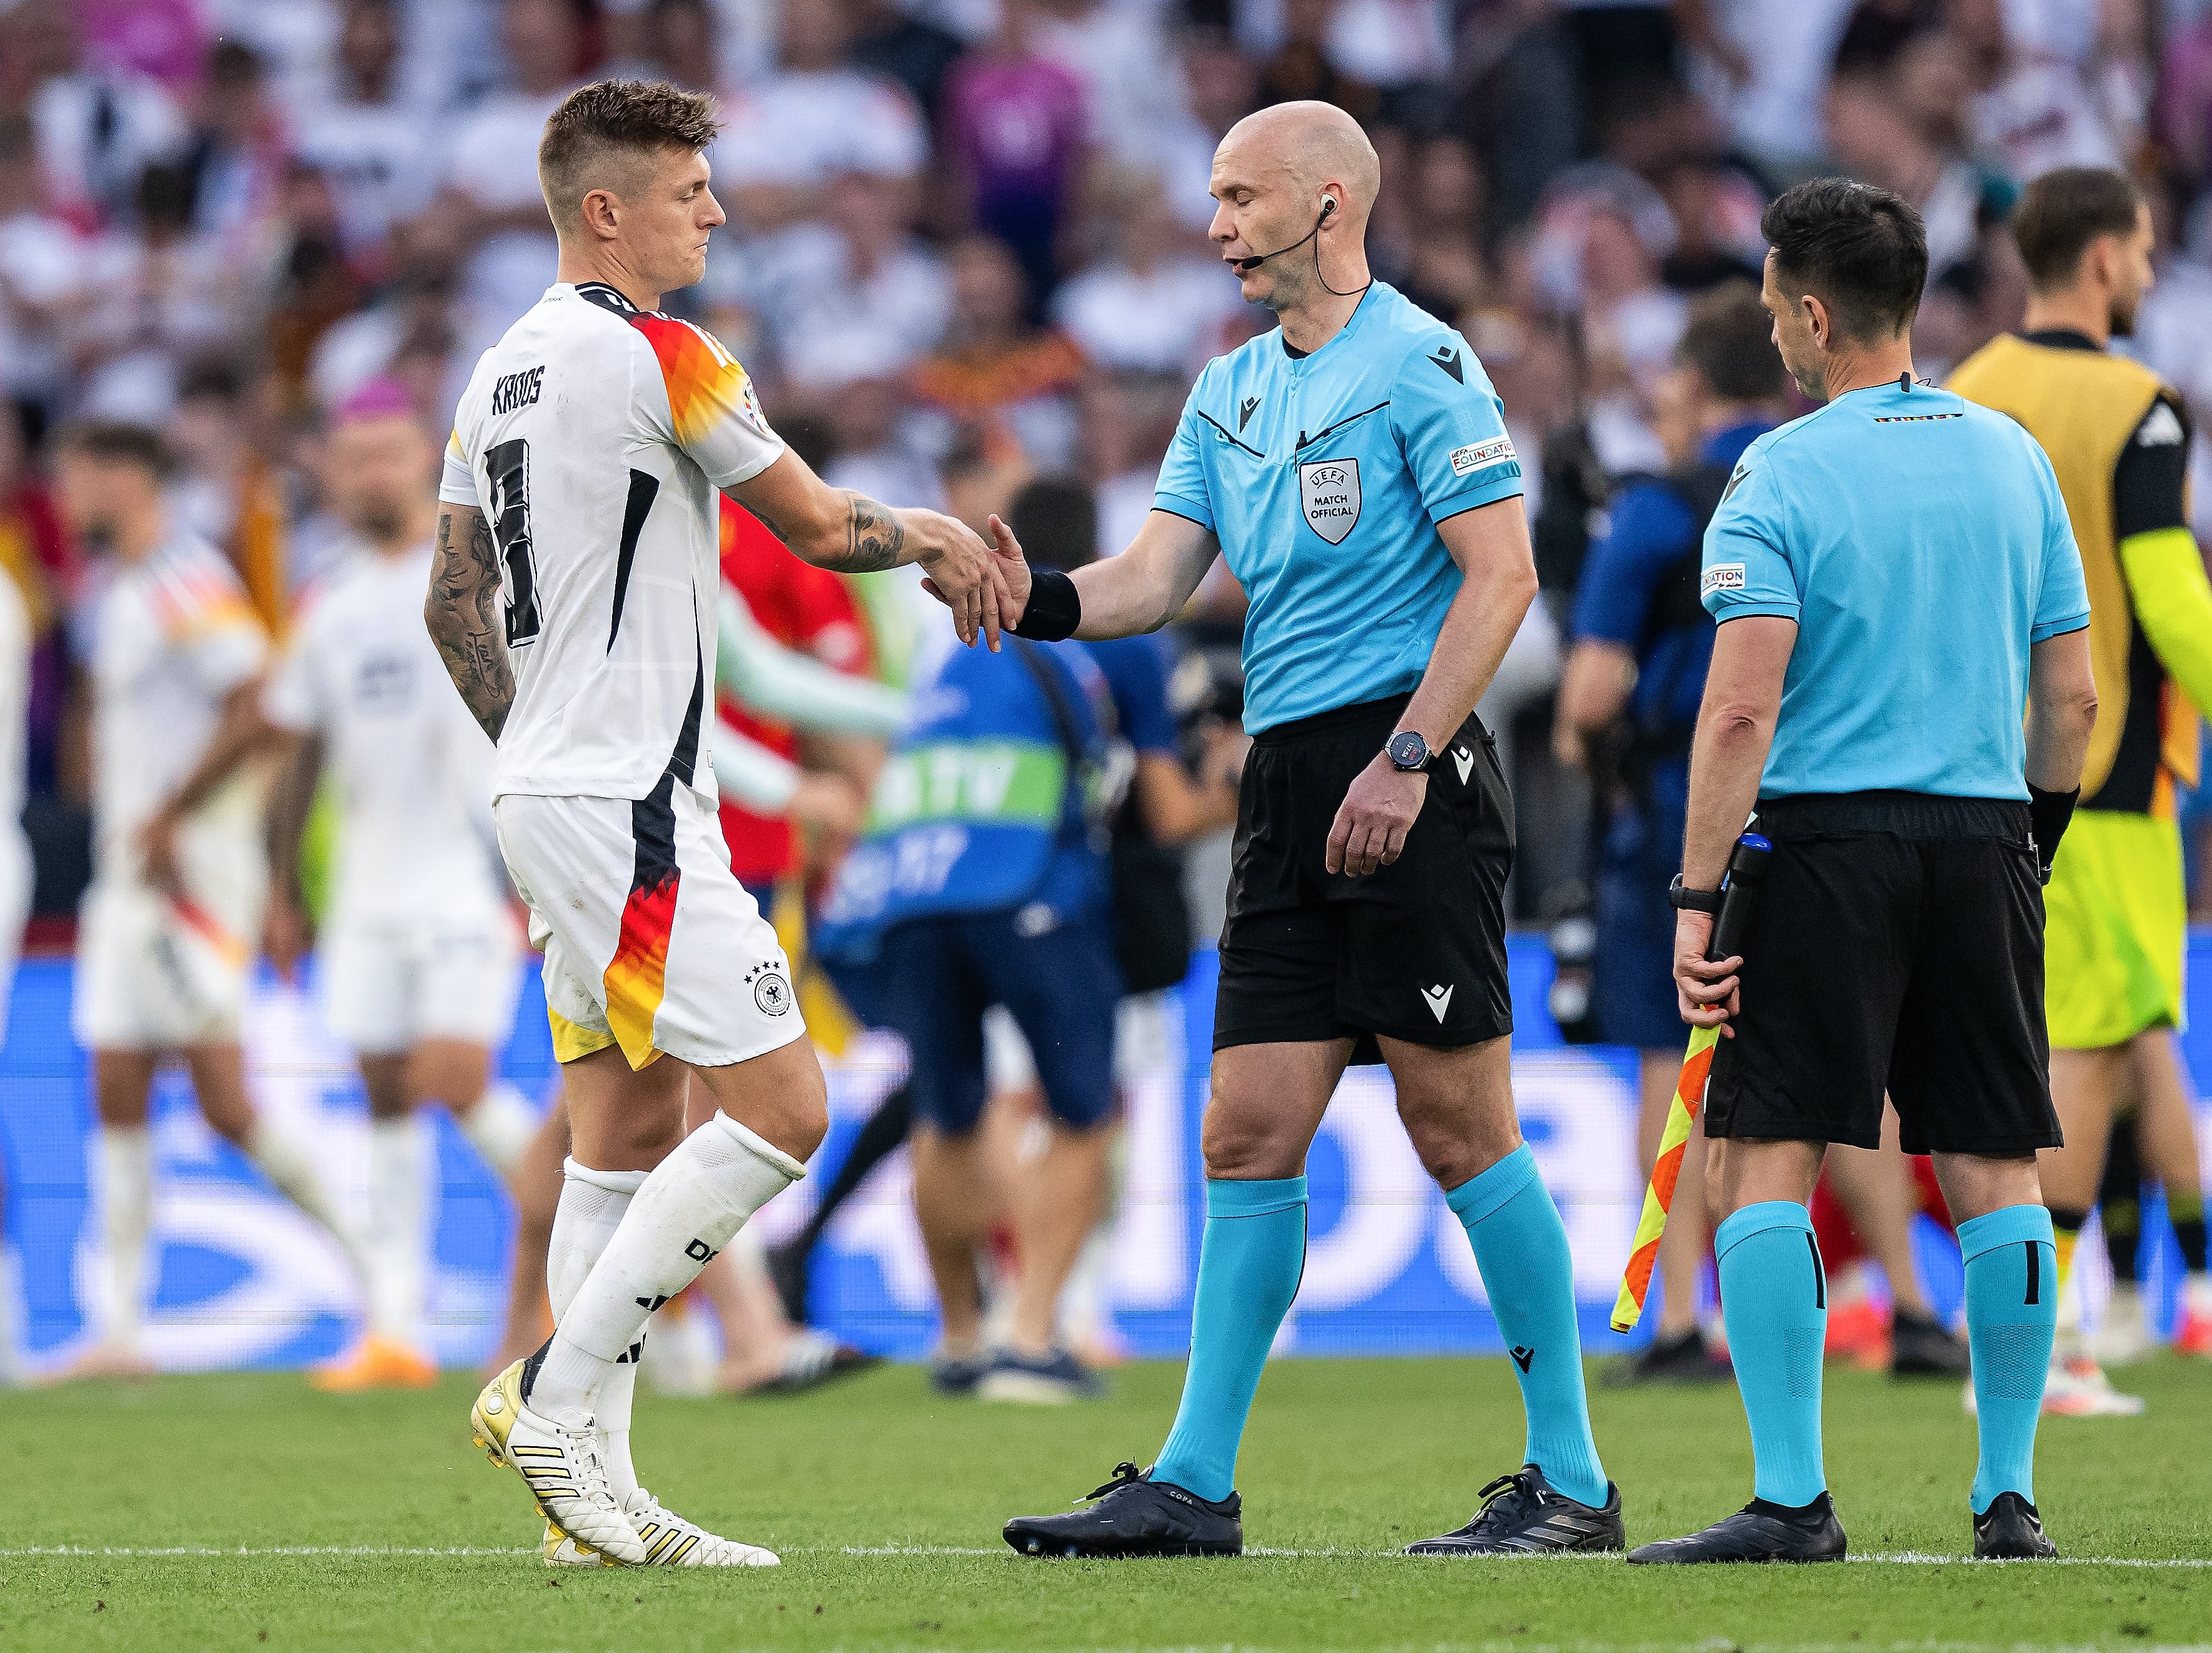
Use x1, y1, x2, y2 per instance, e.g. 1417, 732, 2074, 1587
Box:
243, 1115, 354, 1257
546, 1158, 648, 1503
365, 1117, 426, 1346
97, 1126, 153, 1347
457, 1082, 538, 1177
530, 1113, 802, 1425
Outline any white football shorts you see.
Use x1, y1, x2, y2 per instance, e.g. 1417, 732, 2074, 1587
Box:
494, 779, 803, 1070
74, 826, 266, 1050
323, 905, 524, 1056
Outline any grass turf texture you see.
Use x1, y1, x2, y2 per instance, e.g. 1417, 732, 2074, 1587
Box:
4, 1356, 2207, 1651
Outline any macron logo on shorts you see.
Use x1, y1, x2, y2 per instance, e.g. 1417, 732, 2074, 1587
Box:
1421, 982, 1454, 1023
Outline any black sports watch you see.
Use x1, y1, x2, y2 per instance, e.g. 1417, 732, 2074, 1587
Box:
1667, 875, 1723, 915
1385, 730, 1434, 773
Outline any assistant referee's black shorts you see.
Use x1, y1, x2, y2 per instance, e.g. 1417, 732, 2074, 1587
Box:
1214, 693, 1513, 1062
1704, 791, 2062, 1157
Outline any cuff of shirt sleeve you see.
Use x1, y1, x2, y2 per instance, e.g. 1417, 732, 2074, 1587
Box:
2030, 611, 2091, 644
1427, 471, 1524, 526
436, 485, 480, 508
1153, 494, 1214, 533
1711, 600, 1801, 623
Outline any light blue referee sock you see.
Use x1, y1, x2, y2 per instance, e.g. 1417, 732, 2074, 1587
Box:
1959, 1203, 2057, 1515
1715, 1200, 1828, 1508
1150, 1177, 1308, 1502
1447, 1145, 1609, 1510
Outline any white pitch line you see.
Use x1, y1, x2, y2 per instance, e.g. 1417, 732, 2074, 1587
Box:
841, 1544, 2212, 1569
8, 1543, 2206, 1570
0, 1545, 537, 1557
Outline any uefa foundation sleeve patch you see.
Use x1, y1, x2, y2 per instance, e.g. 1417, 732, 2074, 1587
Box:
1449, 436, 1515, 476
1701, 564, 1747, 596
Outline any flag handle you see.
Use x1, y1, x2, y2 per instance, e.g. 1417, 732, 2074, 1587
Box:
1609, 828, 1771, 1334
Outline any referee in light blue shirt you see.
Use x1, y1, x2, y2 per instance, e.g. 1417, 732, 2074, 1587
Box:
982, 99, 1619, 1562
1632, 179, 2101, 1568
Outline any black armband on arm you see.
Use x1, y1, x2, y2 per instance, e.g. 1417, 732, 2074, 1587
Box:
2028, 783, 2079, 885
1012, 568, 1082, 641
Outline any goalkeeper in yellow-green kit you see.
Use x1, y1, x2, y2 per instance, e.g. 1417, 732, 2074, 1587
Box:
1951, 165, 2212, 1414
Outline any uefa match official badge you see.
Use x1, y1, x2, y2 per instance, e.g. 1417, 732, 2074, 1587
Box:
1299, 458, 1361, 543
745, 962, 793, 1016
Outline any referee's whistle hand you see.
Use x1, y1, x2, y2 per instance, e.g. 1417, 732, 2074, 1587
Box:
1672, 912, 1742, 1035
1325, 755, 1425, 878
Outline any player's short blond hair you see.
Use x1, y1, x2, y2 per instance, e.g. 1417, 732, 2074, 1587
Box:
538, 79, 720, 226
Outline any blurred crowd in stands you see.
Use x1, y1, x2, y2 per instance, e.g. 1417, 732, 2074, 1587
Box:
9, 0, 2212, 932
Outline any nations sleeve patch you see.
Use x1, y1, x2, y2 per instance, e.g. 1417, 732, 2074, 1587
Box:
1701, 564, 1747, 595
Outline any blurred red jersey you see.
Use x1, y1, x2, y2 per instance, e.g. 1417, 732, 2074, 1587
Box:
717, 498, 871, 887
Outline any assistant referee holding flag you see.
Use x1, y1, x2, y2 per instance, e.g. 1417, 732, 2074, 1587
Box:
982, 100, 1618, 1559
1635, 179, 2099, 1565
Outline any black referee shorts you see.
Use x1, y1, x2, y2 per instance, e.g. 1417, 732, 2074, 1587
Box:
1704, 791, 2062, 1157
1214, 693, 1514, 1062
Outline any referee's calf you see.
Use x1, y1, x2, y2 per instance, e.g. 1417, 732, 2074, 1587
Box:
1629, 179, 2099, 1566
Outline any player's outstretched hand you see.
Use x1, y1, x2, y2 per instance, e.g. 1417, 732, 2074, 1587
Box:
1326, 752, 1425, 878
914, 511, 1012, 651
1672, 909, 1741, 1035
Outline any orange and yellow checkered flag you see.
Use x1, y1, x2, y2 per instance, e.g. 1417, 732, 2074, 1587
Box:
1610, 828, 1769, 1334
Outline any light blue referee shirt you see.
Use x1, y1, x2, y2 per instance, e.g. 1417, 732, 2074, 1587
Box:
1700, 378, 2091, 801
1153, 282, 1524, 732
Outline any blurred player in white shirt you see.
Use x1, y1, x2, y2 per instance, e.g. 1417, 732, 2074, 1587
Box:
255, 384, 540, 1390
435, 79, 1013, 1568
57, 422, 359, 1380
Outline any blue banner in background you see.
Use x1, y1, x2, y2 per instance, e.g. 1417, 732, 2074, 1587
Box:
3, 938, 2207, 1372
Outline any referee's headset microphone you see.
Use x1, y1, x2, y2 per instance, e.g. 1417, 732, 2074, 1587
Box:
1229, 197, 1372, 299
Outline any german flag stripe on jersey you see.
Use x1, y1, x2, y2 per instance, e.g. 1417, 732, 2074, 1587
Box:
604, 773, 680, 1070
628, 311, 772, 452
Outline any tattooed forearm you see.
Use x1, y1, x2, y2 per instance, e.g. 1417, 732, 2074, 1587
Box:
834, 492, 908, 572
425, 505, 515, 743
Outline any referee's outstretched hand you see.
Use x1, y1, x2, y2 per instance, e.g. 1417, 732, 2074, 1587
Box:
1325, 753, 1426, 878
1672, 910, 1742, 1035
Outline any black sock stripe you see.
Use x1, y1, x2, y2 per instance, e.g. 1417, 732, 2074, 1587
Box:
2024, 1239, 2040, 1305
1806, 1232, 1824, 1310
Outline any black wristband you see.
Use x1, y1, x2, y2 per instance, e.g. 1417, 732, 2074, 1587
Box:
1011, 568, 1081, 641
2027, 783, 2079, 884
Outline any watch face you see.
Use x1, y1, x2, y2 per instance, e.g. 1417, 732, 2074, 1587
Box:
1387, 731, 1427, 770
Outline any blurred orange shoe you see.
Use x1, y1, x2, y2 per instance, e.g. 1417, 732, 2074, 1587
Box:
313, 1335, 438, 1392
1824, 1295, 1889, 1369
2176, 1278, 2212, 1357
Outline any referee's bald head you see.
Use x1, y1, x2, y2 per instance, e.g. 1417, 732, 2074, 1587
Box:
1210, 101, 1379, 309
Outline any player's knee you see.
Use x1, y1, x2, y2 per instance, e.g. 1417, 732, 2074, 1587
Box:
1200, 1094, 1302, 1181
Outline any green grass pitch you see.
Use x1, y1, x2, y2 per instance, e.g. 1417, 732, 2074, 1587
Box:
4, 1355, 2207, 1650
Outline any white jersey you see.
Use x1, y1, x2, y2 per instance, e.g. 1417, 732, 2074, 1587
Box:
87, 535, 268, 876
263, 541, 508, 925
440, 281, 785, 805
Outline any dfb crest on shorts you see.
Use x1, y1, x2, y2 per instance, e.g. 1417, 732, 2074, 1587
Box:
1299, 458, 1361, 544
745, 963, 793, 1017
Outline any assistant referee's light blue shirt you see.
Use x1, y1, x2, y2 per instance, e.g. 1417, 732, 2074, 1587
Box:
1154, 282, 1524, 732
1700, 378, 2091, 801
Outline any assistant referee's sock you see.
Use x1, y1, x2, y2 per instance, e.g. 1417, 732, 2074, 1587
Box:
1715, 1202, 1827, 1509
1150, 1177, 1307, 1503
1446, 1145, 1608, 1510
1959, 1204, 2056, 1514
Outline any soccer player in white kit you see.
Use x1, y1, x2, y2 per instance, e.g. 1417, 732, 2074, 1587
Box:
56, 422, 360, 1380
438, 81, 1015, 1567
248, 384, 540, 1389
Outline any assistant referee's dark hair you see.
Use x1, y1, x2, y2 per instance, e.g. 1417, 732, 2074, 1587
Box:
1677, 280, 1789, 404
540, 79, 720, 226
1760, 178, 1928, 344
2011, 167, 2144, 290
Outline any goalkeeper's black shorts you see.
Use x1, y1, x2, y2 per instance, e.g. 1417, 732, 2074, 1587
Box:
1704, 790, 2063, 1157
